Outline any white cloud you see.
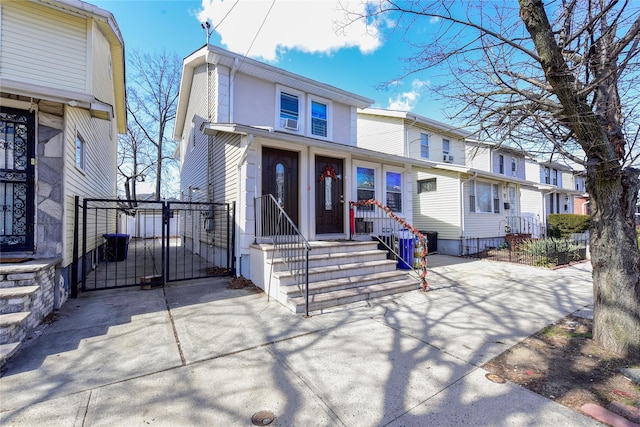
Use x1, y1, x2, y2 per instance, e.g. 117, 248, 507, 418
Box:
386, 79, 430, 111
198, 0, 382, 61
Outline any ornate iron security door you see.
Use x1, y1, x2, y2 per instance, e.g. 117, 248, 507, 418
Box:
0, 107, 35, 252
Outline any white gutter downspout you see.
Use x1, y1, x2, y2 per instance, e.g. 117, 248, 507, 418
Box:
229, 58, 240, 123
460, 172, 477, 243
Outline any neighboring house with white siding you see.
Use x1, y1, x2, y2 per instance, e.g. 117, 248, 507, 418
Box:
0, 0, 125, 357
524, 159, 584, 221
174, 45, 422, 312
357, 109, 543, 255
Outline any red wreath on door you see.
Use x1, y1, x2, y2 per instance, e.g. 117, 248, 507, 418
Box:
319, 165, 339, 182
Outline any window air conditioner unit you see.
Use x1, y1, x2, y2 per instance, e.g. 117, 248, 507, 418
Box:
443, 155, 454, 163
282, 118, 298, 131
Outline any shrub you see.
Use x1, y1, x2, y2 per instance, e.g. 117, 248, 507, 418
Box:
548, 214, 590, 238
521, 237, 583, 266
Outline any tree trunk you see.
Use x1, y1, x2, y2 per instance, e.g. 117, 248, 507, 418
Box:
588, 167, 640, 357
519, 0, 640, 356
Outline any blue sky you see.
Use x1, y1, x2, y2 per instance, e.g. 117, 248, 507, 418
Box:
91, 0, 453, 123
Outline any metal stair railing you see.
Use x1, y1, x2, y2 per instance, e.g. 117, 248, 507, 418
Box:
255, 194, 312, 316
503, 216, 547, 238
349, 199, 428, 291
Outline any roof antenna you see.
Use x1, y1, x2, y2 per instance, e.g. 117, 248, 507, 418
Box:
201, 21, 212, 45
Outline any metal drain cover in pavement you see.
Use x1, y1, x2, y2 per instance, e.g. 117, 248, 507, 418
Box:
251, 410, 275, 425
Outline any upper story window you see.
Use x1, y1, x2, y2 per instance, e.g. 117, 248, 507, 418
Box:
443, 139, 450, 155
511, 159, 517, 173
544, 167, 550, 184
279, 91, 300, 131
499, 155, 505, 174
420, 133, 429, 159
309, 98, 330, 138
552, 169, 558, 185
75, 131, 86, 171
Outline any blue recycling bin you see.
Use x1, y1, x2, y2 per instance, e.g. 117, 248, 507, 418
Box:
103, 233, 130, 261
395, 229, 414, 269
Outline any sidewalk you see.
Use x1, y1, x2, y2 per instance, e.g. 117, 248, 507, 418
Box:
0, 256, 601, 426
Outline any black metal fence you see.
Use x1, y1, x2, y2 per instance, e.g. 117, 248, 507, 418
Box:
73, 197, 235, 293
461, 234, 589, 267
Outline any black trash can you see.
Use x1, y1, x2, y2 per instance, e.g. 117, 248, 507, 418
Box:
103, 233, 130, 261
421, 231, 438, 254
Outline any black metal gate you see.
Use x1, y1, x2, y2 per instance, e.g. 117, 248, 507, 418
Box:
73, 197, 235, 293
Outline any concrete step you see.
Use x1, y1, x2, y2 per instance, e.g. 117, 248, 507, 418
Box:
269, 249, 388, 272
280, 270, 411, 296
287, 278, 419, 313
0, 311, 30, 328
263, 240, 380, 256
0, 286, 38, 315
273, 259, 399, 286
0, 342, 21, 368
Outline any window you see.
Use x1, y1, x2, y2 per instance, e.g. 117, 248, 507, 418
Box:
311, 100, 327, 137
469, 179, 500, 213
552, 169, 558, 186
386, 171, 402, 212
544, 167, 550, 184
499, 155, 505, 174
279, 91, 299, 130
75, 131, 86, 171
418, 178, 436, 193
442, 139, 450, 155
420, 133, 429, 158
356, 167, 375, 210
511, 159, 517, 173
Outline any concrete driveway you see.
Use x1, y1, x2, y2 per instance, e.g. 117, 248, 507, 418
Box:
0, 255, 600, 426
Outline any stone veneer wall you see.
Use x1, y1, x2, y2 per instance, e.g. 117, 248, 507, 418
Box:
0, 260, 62, 344
36, 112, 65, 258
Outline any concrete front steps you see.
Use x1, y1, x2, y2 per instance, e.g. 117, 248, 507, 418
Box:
262, 240, 419, 313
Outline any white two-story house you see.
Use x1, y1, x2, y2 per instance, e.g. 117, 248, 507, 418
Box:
174, 45, 421, 312
524, 159, 585, 222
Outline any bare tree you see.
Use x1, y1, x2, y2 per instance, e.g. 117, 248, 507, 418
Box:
346, 0, 640, 355
127, 49, 181, 201
117, 118, 154, 206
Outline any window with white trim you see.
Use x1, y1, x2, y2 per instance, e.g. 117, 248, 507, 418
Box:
442, 139, 450, 155
420, 133, 429, 158
469, 179, 500, 213
499, 155, 505, 174
278, 90, 300, 131
75, 131, 86, 171
356, 166, 375, 211
386, 171, 402, 212
310, 100, 328, 138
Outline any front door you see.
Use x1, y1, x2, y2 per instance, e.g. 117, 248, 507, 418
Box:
0, 107, 35, 252
315, 156, 344, 234
262, 147, 299, 226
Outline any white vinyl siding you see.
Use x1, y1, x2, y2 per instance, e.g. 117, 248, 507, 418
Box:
91, 23, 115, 107
520, 186, 544, 222
465, 145, 491, 170
211, 133, 241, 204
356, 115, 405, 155
2, 1, 87, 93
64, 106, 118, 264
412, 168, 461, 240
